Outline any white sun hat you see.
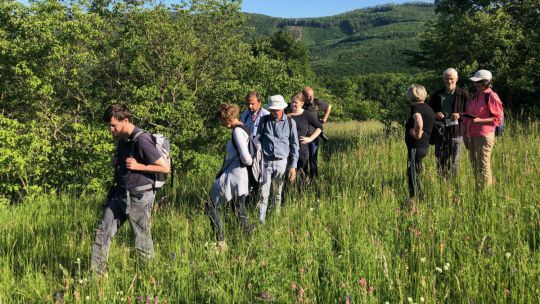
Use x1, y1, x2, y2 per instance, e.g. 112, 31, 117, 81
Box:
266, 95, 288, 110
470, 69, 492, 82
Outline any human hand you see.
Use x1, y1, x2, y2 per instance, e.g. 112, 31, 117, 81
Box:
126, 157, 140, 171
288, 168, 297, 183
409, 128, 420, 140
436, 112, 445, 120
451, 113, 460, 121
299, 136, 312, 145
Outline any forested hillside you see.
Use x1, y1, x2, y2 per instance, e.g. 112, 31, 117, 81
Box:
244, 3, 436, 76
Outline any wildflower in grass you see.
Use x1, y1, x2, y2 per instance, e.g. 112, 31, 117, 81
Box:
298, 287, 304, 303
76, 258, 81, 264
385, 302, 390, 304
341, 281, 346, 289
420, 296, 425, 302
310, 208, 314, 212
79, 279, 83, 284
407, 297, 413, 302
85, 295, 90, 301
435, 267, 443, 273
369, 286, 374, 294
504, 289, 510, 296
136, 295, 143, 302
359, 277, 367, 288
420, 257, 426, 263
505, 252, 511, 259
444, 263, 450, 271
291, 282, 297, 291
345, 294, 351, 304
300, 267, 305, 275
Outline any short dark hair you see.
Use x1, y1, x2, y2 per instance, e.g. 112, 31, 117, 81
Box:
102, 104, 132, 123
245, 91, 262, 103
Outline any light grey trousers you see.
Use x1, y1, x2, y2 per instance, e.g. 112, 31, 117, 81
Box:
91, 187, 155, 273
258, 158, 288, 223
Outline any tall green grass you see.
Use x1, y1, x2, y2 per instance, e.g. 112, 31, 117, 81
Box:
0, 121, 538, 303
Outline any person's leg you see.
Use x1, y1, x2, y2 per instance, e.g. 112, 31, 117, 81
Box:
271, 159, 288, 215
479, 133, 495, 187
407, 149, 415, 198
233, 195, 254, 234
259, 160, 273, 223
91, 190, 127, 274
129, 190, 156, 259
207, 197, 224, 241
469, 136, 481, 186
308, 138, 320, 179
434, 140, 445, 174
451, 136, 464, 177
415, 149, 427, 200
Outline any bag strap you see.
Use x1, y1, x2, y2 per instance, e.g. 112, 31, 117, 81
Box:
129, 130, 145, 157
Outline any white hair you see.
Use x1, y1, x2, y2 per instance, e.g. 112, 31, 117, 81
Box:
443, 68, 458, 78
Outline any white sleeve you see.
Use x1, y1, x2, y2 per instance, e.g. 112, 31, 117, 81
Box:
233, 128, 253, 166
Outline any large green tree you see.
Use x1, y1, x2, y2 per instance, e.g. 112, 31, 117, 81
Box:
418, 0, 539, 110
0, 0, 313, 201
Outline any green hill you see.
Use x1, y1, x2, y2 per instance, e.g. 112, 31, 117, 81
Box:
244, 3, 436, 76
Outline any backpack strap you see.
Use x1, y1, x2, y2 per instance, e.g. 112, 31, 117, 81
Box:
484, 92, 490, 105
129, 130, 145, 157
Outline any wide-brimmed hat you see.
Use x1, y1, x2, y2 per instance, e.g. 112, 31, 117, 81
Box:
470, 69, 492, 82
266, 95, 288, 110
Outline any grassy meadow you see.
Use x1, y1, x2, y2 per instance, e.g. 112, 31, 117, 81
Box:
0, 120, 538, 303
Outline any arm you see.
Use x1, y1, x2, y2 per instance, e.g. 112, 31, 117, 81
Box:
301, 128, 321, 145
301, 112, 323, 144
288, 119, 299, 169
321, 104, 332, 123
126, 135, 170, 173
409, 113, 423, 140
233, 128, 253, 166
487, 93, 504, 126
126, 157, 170, 173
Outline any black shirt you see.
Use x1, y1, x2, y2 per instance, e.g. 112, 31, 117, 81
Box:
291, 110, 323, 139
115, 127, 161, 192
303, 98, 329, 121
405, 103, 435, 150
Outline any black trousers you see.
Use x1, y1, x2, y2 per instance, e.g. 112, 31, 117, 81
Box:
407, 147, 427, 198
207, 195, 250, 242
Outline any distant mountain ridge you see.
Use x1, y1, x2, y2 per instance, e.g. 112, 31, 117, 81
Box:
244, 3, 436, 77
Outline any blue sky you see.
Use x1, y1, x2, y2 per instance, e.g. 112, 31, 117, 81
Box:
240, 0, 433, 18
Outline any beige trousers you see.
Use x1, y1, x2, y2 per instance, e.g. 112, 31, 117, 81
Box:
467, 133, 495, 188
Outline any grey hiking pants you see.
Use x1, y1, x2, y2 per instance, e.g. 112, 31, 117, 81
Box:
91, 187, 155, 273
435, 136, 463, 177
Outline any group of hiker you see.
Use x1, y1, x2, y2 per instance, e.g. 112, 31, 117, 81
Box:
90, 69, 504, 273
405, 68, 504, 201
90, 87, 331, 273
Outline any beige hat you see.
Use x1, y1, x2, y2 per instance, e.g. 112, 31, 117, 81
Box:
266, 95, 288, 110
470, 69, 492, 82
